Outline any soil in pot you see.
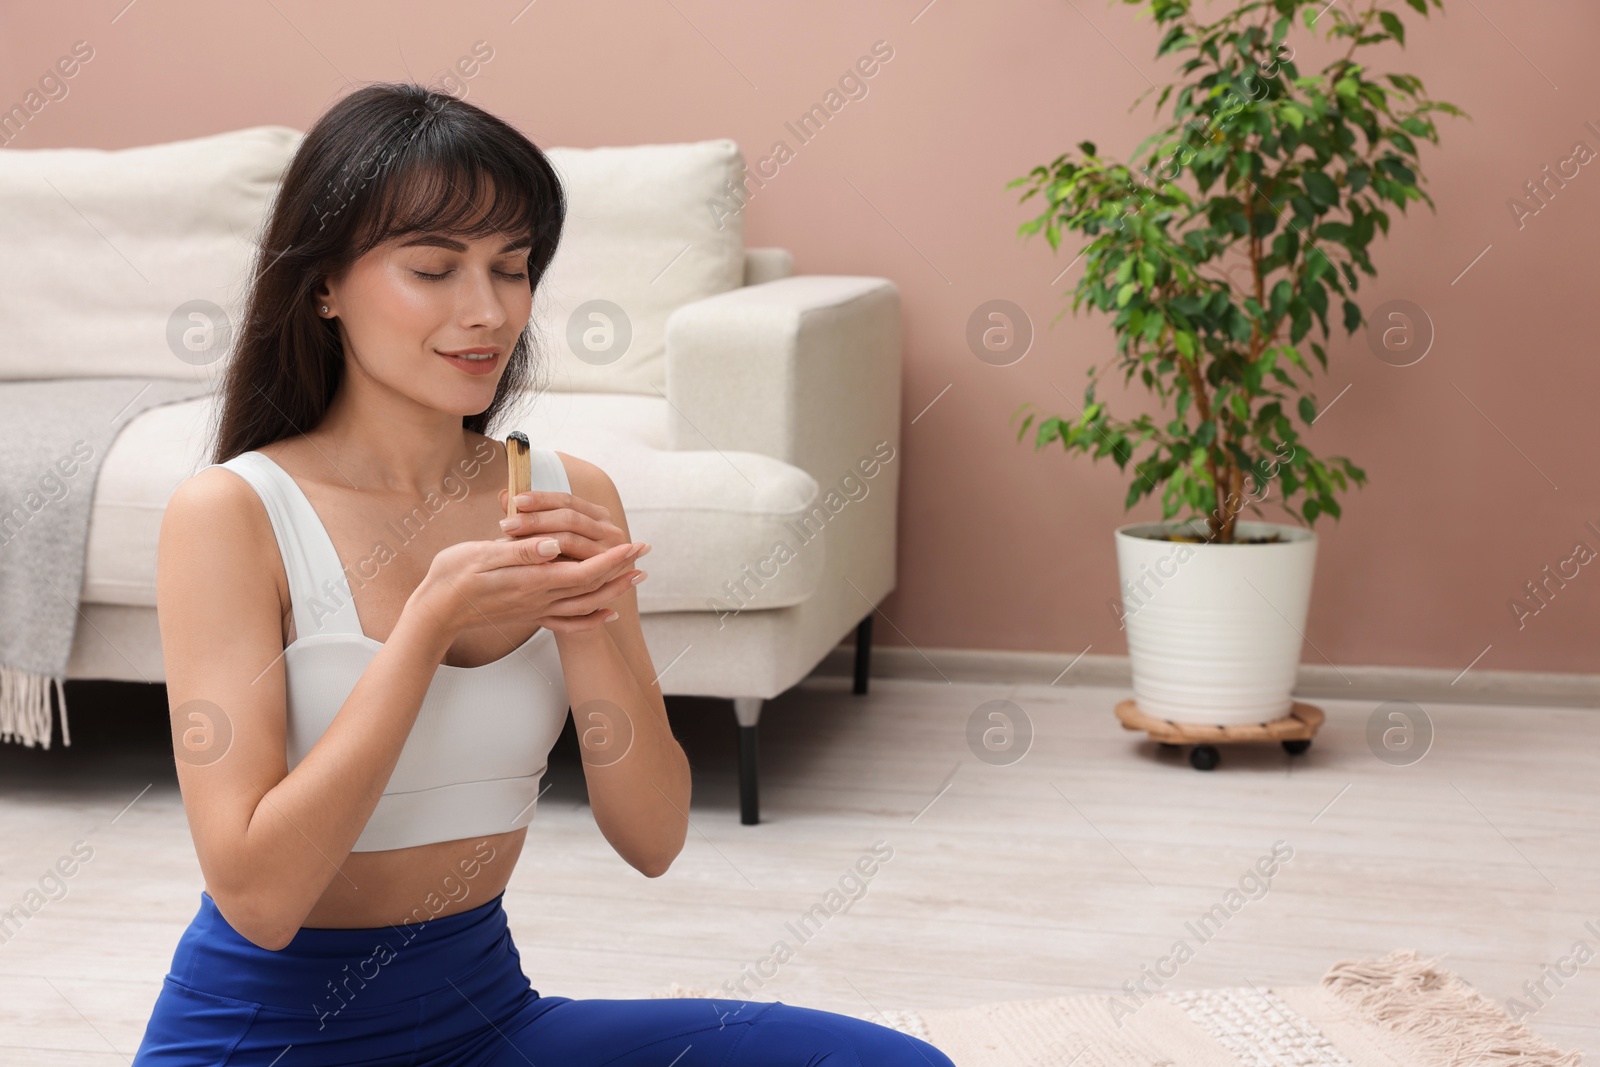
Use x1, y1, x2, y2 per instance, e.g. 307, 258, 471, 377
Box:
1151, 531, 1285, 544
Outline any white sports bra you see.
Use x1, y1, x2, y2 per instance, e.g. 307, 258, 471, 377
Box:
204, 448, 570, 852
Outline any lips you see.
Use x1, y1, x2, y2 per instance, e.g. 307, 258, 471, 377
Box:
437, 350, 500, 376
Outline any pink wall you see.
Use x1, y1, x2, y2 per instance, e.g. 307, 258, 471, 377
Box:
5, 1, 1595, 675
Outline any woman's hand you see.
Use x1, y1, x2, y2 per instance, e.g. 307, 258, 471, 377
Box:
417, 534, 648, 639
496, 487, 645, 563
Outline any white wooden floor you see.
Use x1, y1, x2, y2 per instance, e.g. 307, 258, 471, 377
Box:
1, 673, 1596, 1064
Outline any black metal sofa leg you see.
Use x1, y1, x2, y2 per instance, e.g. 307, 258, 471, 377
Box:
733, 697, 763, 825
853, 613, 873, 695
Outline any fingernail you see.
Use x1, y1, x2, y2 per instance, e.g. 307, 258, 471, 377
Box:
635, 544, 651, 558
515, 492, 535, 506
499, 518, 517, 531
630, 570, 647, 584
605, 610, 620, 622
538, 539, 560, 556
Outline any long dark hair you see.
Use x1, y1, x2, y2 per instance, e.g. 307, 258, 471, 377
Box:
208, 81, 566, 464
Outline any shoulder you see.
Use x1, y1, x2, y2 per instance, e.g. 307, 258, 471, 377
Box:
162, 459, 281, 573
159, 461, 286, 610
554, 451, 618, 505
552, 451, 630, 529
165, 460, 269, 536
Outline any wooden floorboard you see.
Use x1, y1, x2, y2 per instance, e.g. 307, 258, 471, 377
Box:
0, 675, 1595, 1062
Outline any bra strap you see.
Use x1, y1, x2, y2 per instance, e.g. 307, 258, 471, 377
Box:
526, 446, 571, 494
206, 452, 367, 642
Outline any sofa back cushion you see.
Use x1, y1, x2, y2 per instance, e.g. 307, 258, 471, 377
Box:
536, 139, 747, 395
0, 124, 298, 382
0, 126, 746, 395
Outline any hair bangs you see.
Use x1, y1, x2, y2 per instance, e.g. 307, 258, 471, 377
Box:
352, 150, 549, 262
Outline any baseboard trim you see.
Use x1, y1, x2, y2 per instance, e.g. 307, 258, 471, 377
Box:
814, 645, 1600, 708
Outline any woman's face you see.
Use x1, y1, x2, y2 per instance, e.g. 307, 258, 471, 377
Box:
318, 227, 533, 415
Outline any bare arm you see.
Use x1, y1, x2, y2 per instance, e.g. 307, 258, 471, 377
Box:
157, 468, 458, 950
555, 458, 691, 875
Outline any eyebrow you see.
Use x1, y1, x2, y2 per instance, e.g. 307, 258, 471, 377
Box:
396, 234, 531, 254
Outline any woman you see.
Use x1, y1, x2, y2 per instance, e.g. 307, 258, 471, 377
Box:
134, 82, 954, 1066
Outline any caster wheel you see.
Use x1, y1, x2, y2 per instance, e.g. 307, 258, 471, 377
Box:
1158, 742, 1181, 753
1190, 745, 1220, 771
1281, 739, 1311, 756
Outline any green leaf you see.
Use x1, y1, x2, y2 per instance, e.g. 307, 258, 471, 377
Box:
1304, 280, 1328, 321
1387, 131, 1418, 157
1298, 396, 1317, 425
1116, 281, 1138, 307
1142, 309, 1165, 342
1342, 300, 1362, 334
1269, 279, 1292, 320
1302, 171, 1338, 208
1290, 311, 1311, 344
1379, 11, 1406, 46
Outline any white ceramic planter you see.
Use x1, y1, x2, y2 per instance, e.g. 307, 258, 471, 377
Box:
1115, 519, 1317, 725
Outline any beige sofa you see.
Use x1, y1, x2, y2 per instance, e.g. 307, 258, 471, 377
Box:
5, 126, 903, 824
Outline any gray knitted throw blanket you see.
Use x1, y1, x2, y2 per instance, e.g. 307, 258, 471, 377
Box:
0, 378, 214, 748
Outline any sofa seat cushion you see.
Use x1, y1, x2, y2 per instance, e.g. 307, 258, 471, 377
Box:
86, 393, 823, 618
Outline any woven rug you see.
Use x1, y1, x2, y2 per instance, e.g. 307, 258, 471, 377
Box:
653, 950, 1582, 1066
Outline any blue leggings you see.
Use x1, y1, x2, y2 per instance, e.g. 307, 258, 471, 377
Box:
132, 890, 955, 1066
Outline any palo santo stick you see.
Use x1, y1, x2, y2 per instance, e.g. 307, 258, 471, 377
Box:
506, 431, 575, 561
505, 431, 531, 519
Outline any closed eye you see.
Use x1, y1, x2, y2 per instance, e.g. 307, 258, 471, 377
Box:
414, 270, 528, 281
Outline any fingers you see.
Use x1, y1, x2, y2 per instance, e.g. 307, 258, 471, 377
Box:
499, 490, 623, 545
492, 535, 645, 577
511, 488, 611, 523
543, 565, 643, 620
498, 535, 564, 563
534, 606, 617, 634
558, 542, 645, 593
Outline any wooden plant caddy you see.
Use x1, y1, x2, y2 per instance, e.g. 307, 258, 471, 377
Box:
1115, 699, 1325, 771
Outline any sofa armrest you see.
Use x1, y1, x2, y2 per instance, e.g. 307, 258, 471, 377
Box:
663, 275, 902, 481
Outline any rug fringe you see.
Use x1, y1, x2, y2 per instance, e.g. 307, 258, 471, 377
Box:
0, 663, 70, 749
1322, 949, 1582, 1067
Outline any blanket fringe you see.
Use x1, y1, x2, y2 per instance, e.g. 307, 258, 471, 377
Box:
0, 663, 70, 749
1322, 949, 1581, 1067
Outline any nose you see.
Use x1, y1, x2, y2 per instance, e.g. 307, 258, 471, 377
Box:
457, 264, 508, 331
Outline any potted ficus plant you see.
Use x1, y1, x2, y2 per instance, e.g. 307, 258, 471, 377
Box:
1009, 0, 1462, 725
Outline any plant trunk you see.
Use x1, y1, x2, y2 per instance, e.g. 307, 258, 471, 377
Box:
1176, 349, 1232, 544
1221, 463, 1243, 542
